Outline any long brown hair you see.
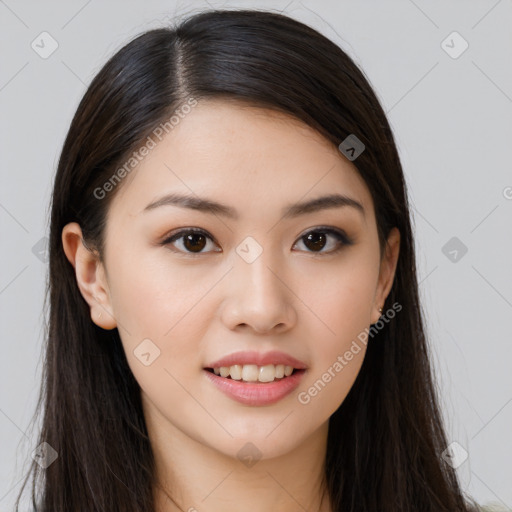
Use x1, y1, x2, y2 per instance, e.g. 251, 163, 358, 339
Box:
15, 8, 480, 511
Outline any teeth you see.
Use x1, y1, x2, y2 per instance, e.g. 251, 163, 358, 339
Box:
229, 364, 242, 380
258, 364, 275, 383
211, 364, 296, 382
242, 364, 259, 382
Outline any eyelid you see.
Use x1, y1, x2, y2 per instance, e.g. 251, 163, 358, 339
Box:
161, 227, 221, 253
160, 225, 353, 254
302, 225, 352, 244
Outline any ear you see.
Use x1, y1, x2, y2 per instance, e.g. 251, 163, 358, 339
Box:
61, 222, 117, 330
371, 227, 400, 325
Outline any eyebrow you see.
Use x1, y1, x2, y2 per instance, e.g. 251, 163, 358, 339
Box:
143, 192, 365, 220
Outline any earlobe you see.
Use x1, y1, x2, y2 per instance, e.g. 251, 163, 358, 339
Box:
371, 306, 384, 326
92, 308, 117, 330
62, 222, 118, 330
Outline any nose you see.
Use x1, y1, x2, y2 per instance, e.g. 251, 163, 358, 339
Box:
220, 249, 297, 334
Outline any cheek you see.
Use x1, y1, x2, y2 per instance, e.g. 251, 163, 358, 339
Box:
305, 261, 376, 345
107, 252, 213, 374
298, 262, 375, 410
109, 249, 207, 332
110, 260, 209, 415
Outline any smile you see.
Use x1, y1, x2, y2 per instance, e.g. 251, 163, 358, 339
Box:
207, 363, 296, 383
203, 366, 306, 406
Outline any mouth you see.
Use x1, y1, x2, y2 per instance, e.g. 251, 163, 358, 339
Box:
203, 363, 307, 406
204, 364, 305, 383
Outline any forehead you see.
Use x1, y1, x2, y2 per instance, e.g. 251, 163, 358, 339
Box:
109, 99, 374, 221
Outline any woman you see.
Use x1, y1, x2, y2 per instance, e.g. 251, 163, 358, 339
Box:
15, 8, 490, 512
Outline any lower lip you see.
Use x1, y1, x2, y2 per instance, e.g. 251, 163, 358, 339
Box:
203, 369, 306, 406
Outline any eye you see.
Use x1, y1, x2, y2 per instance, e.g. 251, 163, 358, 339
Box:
161, 226, 353, 255
292, 226, 353, 254
162, 228, 220, 254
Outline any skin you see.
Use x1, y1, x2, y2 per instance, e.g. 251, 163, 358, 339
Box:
62, 99, 400, 512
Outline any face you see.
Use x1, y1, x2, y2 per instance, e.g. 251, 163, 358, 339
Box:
64, 99, 399, 462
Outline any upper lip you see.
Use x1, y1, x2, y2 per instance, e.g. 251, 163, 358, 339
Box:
205, 350, 307, 370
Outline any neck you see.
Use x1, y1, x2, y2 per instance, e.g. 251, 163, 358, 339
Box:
148, 413, 332, 512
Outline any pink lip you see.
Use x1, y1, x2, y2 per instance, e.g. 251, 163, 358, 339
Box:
203, 368, 306, 406
205, 350, 307, 370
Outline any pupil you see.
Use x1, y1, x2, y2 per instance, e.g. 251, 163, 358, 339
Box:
304, 232, 326, 251
184, 234, 206, 252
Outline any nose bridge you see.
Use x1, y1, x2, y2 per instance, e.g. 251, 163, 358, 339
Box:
223, 234, 294, 332
235, 235, 284, 300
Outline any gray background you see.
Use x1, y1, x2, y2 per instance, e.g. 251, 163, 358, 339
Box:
1, 0, 511, 510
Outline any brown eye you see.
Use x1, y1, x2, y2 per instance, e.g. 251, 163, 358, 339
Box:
162, 229, 219, 254
162, 226, 352, 256
303, 232, 328, 252
182, 232, 208, 252
294, 228, 352, 254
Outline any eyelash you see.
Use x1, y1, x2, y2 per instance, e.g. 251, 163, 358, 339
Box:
160, 226, 353, 256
